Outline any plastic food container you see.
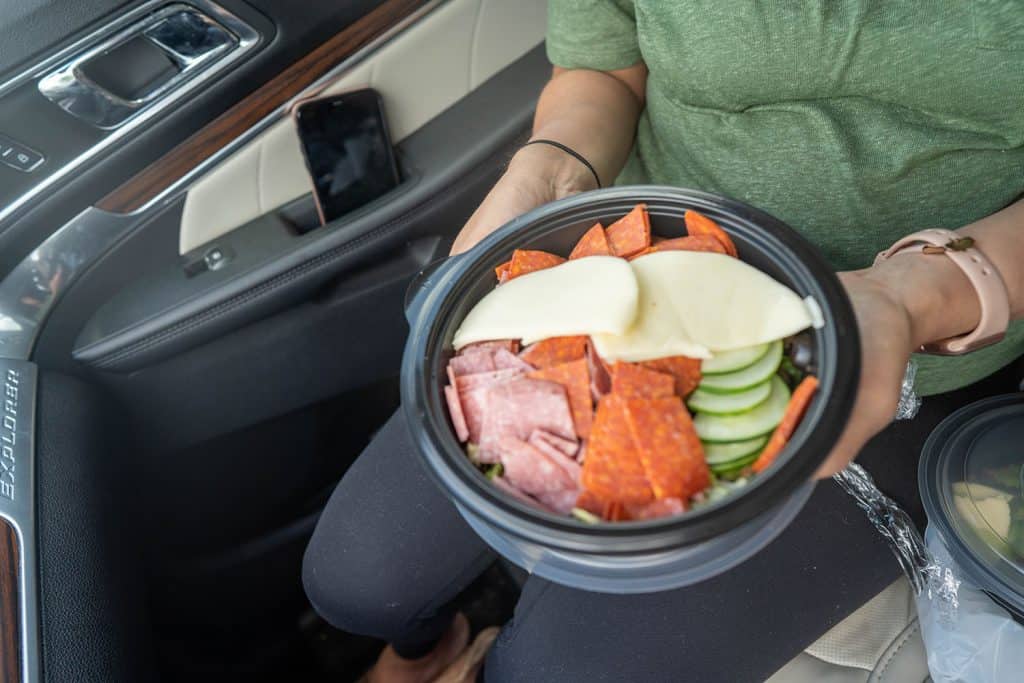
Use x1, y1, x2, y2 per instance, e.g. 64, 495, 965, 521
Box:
401, 186, 860, 593
920, 393, 1024, 621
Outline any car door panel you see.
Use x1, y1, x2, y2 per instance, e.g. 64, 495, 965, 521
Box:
0, 1, 551, 680
65, 45, 547, 375
33, 47, 546, 458
34, 371, 157, 683
0, 0, 131, 81
175, 0, 546, 253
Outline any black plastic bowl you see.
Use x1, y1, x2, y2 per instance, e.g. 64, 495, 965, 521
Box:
401, 186, 859, 593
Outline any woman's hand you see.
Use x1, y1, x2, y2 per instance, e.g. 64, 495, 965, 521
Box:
815, 271, 914, 477
450, 143, 597, 255
450, 63, 647, 255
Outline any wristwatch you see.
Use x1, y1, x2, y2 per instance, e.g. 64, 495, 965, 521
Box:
873, 228, 1010, 355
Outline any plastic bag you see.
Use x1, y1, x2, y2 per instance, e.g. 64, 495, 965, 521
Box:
834, 453, 1024, 681
917, 527, 1024, 683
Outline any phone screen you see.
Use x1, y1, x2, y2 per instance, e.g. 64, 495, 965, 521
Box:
294, 89, 401, 226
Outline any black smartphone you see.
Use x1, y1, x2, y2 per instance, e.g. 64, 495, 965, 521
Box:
293, 88, 401, 227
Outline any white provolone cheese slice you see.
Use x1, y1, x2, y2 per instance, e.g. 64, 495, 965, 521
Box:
593, 251, 813, 360
452, 256, 639, 349
591, 255, 712, 361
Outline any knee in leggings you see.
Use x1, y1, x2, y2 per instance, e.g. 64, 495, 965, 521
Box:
302, 527, 426, 639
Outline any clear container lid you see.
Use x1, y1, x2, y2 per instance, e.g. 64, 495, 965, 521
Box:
921, 396, 1024, 617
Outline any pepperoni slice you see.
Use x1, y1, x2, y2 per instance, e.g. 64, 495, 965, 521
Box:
626, 246, 655, 261
586, 340, 612, 399
752, 376, 819, 473
520, 335, 588, 369
623, 397, 710, 500
684, 210, 738, 257
574, 489, 606, 517
506, 249, 566, 281
569, 223, 612, 259
606, 204, 652, 257
609, 361, 675, 399
528, 358, 594, 439
638, 356, 703, 399
650, 234, 727, 255
624, 497, 686, 520
581, 395, 653, 505
494, 260, 512, 284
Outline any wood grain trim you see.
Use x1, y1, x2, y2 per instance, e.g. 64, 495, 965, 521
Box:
0, 518, 21, 683
97, 0, 431, 214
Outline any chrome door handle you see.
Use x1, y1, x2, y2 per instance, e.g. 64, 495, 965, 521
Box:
37, 3, 256, 129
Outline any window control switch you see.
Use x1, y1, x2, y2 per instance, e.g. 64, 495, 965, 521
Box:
0, 136, 44, 172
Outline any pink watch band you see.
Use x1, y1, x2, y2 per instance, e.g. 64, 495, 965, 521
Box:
874, 228, 1010, 355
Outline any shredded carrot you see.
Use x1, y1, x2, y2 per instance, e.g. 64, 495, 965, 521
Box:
752, 376, 819, 473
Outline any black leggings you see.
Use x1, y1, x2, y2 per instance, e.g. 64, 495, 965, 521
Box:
303, 365, 1020, 682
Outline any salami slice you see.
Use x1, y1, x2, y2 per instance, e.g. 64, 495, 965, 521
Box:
492, 476, 546, 510
449, 350, 496, 377
520, 335, 588, 369
537, 488, 582, 515
684, 209, 738, 257
463, 339, 520, 355
445, 385, 470, 442
638, 356, 703, 398
569, 223, 612, 259
606, 204, 651, 257
493, 348, 535, 371
527, 358, 594, 439
526, 431, 582, 485
650, 234, 727, 255
609, 362, 675, 399
459, 386, 491, 448
478, 378, 576, 456
623, 397, 710, 500
581, 395, 654, 505
453, 367, 525, 391
497, 437, 576, 496
528, 428, 580, 458
506, 249, 566, 280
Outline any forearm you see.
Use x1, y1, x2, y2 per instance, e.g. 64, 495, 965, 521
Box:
451, 64, 647, 254
865, 197, 1024, 349
520, 66, 646, 190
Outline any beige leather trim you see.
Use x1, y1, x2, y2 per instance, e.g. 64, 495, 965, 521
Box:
766, 578, 929, 683
178, 0, 547, 254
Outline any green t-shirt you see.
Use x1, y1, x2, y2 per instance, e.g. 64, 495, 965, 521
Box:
548, 0, 1024, 396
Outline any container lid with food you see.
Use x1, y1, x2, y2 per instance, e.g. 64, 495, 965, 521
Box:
920, 394, 1024, 619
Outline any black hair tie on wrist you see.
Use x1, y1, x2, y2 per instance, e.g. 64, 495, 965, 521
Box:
522, 139, 602, 189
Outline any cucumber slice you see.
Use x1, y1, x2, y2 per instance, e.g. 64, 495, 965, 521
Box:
701, 343, 770, 375
697, 340, 783, 394
688, 380, 771, 415
702, 435, 769, 465
694, 376, 790, 443
711, 453, 760, 479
